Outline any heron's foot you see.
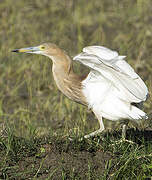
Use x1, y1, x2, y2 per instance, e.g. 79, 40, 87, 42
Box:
122, 125, 135, 143
68, 136, 85, 142
114, 138, 135, 145
84, 128, 104, 139
111, 125, 135, 145
112, 136, 135, 145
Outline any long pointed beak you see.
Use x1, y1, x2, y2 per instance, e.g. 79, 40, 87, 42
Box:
12, 46, 41, 54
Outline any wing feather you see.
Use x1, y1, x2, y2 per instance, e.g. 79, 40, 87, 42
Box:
73, 46, 148, 102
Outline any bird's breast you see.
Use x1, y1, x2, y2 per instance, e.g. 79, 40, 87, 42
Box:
52, 67, 87, 105
82, 75, 113, 109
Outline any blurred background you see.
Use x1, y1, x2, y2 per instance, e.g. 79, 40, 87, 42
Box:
0, 0, 151, 138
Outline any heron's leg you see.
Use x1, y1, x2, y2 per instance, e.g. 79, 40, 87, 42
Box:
111, 123, 135, 145
122, 124, 127, 140
115, 123, 135, 144
68, 115, 104, 141
84, 115, 104, 139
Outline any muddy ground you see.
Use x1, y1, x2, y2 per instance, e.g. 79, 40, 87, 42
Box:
0, 129, 152, 179
0, 136, 113, 179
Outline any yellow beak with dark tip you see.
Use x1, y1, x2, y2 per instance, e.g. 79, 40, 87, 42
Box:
12, 46, 42, 54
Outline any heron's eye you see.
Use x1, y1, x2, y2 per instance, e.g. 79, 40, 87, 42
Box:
40, 46, 45, 50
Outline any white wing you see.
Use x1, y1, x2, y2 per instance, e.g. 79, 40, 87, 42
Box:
73, 46, 148, 103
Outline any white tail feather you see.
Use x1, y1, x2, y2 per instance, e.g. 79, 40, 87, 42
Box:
130, 106, 148, 121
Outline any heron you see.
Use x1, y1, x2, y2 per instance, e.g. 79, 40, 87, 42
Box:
12, 43, 148, 139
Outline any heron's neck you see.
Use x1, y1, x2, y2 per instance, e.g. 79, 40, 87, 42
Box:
51, 54, 87, 105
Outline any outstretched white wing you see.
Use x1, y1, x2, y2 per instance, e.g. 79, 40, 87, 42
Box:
73, 46, 148, 103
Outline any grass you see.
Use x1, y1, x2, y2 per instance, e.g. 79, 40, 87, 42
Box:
0, 131, 152, 179
0, 0, 152, 179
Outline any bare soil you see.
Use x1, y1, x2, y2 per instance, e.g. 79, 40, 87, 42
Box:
0, 136, 112, 179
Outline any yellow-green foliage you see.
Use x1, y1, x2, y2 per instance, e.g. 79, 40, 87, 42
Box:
0, 0, 151, 137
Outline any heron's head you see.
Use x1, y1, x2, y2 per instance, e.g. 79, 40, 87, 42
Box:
12, 43, 63, 59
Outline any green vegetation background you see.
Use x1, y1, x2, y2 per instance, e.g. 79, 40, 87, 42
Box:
0, 0, 152, 136
0, 0, 152, 179
0, 0, 151, 137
